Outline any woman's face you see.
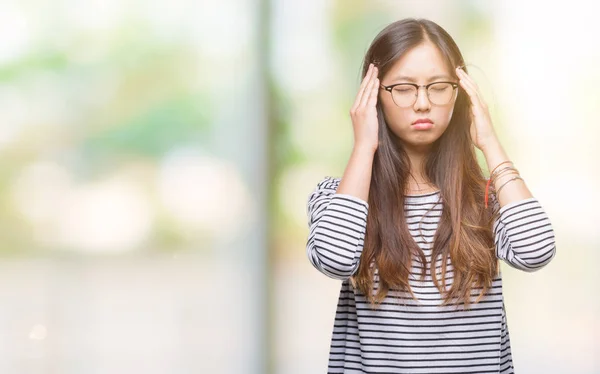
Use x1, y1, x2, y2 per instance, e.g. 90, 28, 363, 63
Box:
379, 42, 458, 150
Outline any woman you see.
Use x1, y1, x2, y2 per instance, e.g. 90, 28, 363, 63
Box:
306, 18, 556, 373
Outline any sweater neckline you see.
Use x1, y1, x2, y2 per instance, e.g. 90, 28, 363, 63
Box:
405, 189, 441, 197
404, 189, 442, 203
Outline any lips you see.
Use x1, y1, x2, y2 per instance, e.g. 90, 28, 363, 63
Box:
411, 118, 434, 130
412, 118, 433, 125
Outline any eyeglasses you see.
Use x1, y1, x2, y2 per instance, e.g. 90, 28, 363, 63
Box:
379, 81, 459, 107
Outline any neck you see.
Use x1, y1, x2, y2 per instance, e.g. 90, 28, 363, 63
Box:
405, 146, 431, 185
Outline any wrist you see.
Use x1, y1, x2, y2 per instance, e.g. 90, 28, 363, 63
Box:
480, 136, 502, 155
353, 142, 378, 155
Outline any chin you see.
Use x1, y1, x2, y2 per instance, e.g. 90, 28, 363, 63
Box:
399, 131, 443, 147
390, 124, 445, 144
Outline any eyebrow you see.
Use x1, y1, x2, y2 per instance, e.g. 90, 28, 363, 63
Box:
392, 74, 453, 82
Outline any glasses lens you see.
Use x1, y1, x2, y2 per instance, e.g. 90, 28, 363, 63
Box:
391, 85, 418, 107
427, 82, 455, 105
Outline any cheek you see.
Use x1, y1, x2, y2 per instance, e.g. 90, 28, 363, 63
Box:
445, 105, 456, 123
433, 103, 457, 129
434, 108, 454, 133
380, 97, 412, 126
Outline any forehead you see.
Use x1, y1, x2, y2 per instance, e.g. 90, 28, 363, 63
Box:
385, 42, 452, 82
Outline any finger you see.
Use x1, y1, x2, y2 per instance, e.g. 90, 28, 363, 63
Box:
456, 70, 484, 107
457, 68, 487, 108
459, 77, 484, 110
456, 68, 477, 92
366, 76, 380, 107
352, 64, 374, 111
359, 66, 378, 108
463, 79, 487, 109
457, 67, 480, 90
352, 64, 373, 111
352, 64, 372, 111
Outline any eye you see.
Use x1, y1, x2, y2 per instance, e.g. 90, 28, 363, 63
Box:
429, 82, 452, 92
393, 85, 415, 93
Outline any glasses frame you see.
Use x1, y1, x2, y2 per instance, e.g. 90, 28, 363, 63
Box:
379, 81, 459, 107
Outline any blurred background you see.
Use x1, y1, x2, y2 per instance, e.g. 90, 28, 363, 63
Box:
0, 0, 598, 373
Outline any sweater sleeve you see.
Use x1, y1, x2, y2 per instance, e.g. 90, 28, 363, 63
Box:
490, 193, 557, 272
305, 176, 369, 280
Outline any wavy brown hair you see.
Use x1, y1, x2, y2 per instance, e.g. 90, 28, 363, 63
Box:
349, 18, 501, 310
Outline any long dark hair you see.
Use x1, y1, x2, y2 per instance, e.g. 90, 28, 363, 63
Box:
349, 18, 501, 310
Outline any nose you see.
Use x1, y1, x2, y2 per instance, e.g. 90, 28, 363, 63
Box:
413, 86, 431, 111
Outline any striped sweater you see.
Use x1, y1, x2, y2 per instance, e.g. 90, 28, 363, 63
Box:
305, 176, 556, 373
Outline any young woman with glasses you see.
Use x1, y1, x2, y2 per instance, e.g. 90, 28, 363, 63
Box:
306, 18, 556, 374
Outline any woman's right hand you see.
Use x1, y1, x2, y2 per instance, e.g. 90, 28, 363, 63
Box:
349, 63, 380, 153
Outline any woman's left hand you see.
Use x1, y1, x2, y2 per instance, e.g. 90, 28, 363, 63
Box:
455, 66, 498, 151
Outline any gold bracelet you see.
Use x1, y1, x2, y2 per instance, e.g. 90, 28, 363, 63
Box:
493, 169, 520, 185
495, 176, 523, 196
489, 160, 513, 176
491, 165, 519, 184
